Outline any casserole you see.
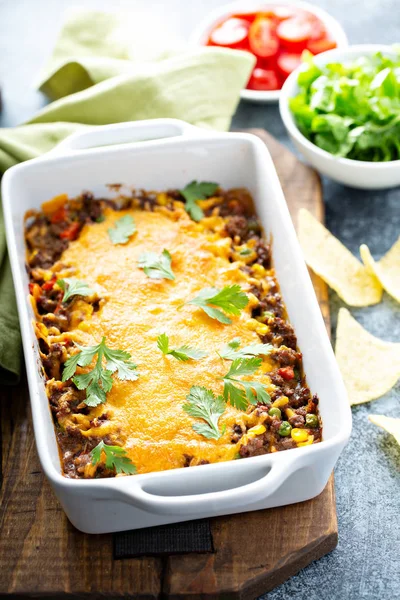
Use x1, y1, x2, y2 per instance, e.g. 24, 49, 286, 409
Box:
2, 119, 351, 533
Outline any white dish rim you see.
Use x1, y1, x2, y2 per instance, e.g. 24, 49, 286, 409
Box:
2, 119, 352, 521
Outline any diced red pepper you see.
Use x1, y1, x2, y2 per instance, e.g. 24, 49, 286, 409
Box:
278, 366, 295, 380
60, 222, 80, 240
29, 282, 41, 299
50, 206, 67, 224
42, 277, 57, 291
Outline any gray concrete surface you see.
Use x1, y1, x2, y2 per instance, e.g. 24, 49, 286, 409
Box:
0, 1, 399, 598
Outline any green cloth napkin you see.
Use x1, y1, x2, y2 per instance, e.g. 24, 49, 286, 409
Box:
0, 9, 255, 384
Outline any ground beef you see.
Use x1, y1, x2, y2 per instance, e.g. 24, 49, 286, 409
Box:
231, 423, 244, 443
263, 318, 297, 349
276, 437, 297, 451
225, 215, 248, 240
288, 413, 306, 427
133, 190, 159, 211
41, 343, 65, 380
270, 346, 301, 365
289, 386, 312, 409
254, 240, 271, 269
239, 435, 267, 458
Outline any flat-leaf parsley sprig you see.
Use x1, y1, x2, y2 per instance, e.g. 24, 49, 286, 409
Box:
186, 284, 249, 325
57, 277, 95, 303
182, 386, 226, 440
180, 181, 219, 221
108, 215, 136, 245
157, 333, 207, 361
62, 337, 139, 407
91, 440, 137, 475
138, 249, 175, 280
218, 337, 273, 361
221, 357, 271, 411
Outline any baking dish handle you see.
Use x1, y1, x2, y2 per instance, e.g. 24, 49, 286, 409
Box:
116, 455, 296, 516
49, 119, 210, 155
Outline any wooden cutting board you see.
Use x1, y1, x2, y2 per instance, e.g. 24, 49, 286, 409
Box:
0, 129, 336, 600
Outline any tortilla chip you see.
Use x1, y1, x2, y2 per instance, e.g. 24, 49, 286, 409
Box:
298, 209, 382, 306
360, 237, 400, 304
335, 308, 400, 405
369, 415, 400, 445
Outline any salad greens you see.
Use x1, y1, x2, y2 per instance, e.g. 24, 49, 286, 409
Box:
290, 49, 400, 161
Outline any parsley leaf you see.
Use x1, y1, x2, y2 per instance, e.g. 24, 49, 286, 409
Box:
182, 385, 226, 440
62, 337, 139, 407
221, 357, 271, 410
187, 284, 249, 325
157, 333, 207, 361
57, 277, 95, 303
219, 337, 273, 360
91, 440, 137, 475
180, 181, 219, 221
138, 249, 175, 280
108, 215, 136, 245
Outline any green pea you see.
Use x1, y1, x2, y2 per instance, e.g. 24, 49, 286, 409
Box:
268, 407, 282, 419
278, 421, 292, 437
306, 414, 319, 428
263, 311, 275, 319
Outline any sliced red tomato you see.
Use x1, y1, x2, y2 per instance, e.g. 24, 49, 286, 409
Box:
269, 6, 302, 21
231, 12, 257, 23
60, 221, 80, 240
248, 17, 279, 59
276, 17, 313, 51
247, 67, 280, 91
307, 37, 337, 54
277, 52, 303, 78
209, 17, 249, 48
307, 18, 327, 41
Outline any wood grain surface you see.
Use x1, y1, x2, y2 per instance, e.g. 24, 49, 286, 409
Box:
0, 129, 336, 600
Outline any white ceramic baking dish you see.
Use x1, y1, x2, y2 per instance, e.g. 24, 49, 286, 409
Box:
2, 119, 351, 534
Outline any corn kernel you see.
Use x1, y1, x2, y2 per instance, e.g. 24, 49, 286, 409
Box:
252, 263, 266, 278
285, 408, 296, 418
254, 323, 268, 336
272, 396, 289, 408
291, 428, 309, 443
298, 435, 314, 447
247, 424, 266, 437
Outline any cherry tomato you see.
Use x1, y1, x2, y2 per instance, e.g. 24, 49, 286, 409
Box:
60, 222, 80, 240
277, 366, 295, 381
276, 17, 313, 51
209, 17, 249, 49
307, 38, 337, 54
308, 18, 327, 41
247, 67, 280, 91
277, 52, 303, 78
248, 17, 279, 59
269, 6, 301, 21
231, 12, 257, 23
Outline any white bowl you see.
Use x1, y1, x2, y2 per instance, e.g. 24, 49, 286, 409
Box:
280, 44, 400, 189
190, 0, 348, 103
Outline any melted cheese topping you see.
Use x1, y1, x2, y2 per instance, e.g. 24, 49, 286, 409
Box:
58, 206, 275, 474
